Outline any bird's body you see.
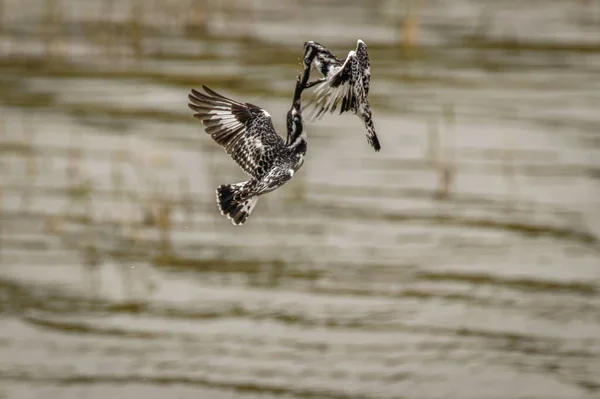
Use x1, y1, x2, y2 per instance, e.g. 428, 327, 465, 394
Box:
303, 39, 381, 152
188, 75, 307, 225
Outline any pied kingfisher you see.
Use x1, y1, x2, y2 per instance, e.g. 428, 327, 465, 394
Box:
303, 39, 381, 152
188, 72, 309, 226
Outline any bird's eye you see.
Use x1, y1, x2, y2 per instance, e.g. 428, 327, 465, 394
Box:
303, 56, 311, 65
293, 116, 300, 123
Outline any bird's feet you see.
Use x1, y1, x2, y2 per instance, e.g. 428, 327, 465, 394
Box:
305, 78, 326, 89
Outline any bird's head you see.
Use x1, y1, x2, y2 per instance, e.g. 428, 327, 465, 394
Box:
302, 40, 326, 67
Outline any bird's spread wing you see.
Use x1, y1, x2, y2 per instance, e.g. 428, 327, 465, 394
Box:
308, 50, 357, 120
188, 86, 283, 178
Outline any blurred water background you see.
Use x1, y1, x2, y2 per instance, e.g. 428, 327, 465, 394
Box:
1, 0, 600, 398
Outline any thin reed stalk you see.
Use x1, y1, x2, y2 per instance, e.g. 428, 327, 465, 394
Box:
432, 104, 457, 200
184, 0, 207, 36
42, 0, 62, 61
0, 184, 3, 262
18, 118, 38, 211
0, 0, 3, 57
502, 133, 519, 206
158, 198, 172, 257
401, 0, 420, 55
128, 0, 145, 63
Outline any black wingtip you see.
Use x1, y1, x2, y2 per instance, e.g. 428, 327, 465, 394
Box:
190, 88, 204, 98
189, 89, 211, 106
190, 87, 220, 102
370, 135, 381, 152
202, 85, 228, 100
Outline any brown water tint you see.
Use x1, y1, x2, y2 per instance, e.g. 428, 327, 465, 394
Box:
1, 0, 600, 398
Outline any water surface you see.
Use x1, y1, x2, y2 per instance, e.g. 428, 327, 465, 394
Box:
1, 1, 599, 398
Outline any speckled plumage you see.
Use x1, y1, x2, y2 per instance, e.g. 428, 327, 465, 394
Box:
188, 74, 308, 225
303, 39, 381, 152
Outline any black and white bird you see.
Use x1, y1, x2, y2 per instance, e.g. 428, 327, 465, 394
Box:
187, 74, 308, 225
303, 39, 381, 152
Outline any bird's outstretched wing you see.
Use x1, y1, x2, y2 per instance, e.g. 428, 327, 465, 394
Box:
188, 86, 283, 179
307, 50, 357, 120
307, 40, 372, 121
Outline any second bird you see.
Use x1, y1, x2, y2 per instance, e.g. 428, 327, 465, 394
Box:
303, 39, 381, 152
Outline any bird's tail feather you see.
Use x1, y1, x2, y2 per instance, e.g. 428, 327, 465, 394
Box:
361, 108, 381, 152
216, 182, 258, 226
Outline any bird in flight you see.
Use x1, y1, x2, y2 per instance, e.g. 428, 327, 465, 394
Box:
188, 73, 308, 225
303, 39, 381, 152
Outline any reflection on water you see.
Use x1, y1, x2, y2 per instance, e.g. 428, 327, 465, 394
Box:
1, 0, 600, 398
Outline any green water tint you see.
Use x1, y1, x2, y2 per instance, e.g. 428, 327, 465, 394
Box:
0, 0, 599, 398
